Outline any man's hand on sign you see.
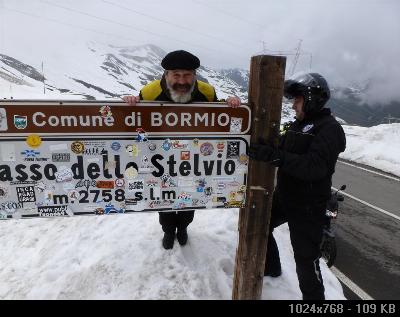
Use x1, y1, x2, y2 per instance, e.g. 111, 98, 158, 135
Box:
122, 95, 140, 106
226, 96, 241, 108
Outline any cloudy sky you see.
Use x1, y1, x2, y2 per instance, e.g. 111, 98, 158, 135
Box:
1, 0, 399, 103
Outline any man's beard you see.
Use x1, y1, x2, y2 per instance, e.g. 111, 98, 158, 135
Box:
166, 81, 195, 103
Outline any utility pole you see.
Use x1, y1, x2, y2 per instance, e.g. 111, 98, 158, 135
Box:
261, 41, 267, 54
256, 40, 312, 73
232, 55, 286, 300
289, 39, 302, 75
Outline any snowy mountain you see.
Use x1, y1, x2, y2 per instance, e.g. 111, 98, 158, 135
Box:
0, 42, 296, 123
0, 43, 245, 101
328, 85, 400, 127
219, 68, 249, 93
2, 42, 396, 127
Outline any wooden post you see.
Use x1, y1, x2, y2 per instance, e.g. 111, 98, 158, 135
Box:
232, 55, 286, 300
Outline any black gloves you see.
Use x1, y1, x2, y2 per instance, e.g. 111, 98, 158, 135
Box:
249, 138, 282, 164
249, 143, 274, 161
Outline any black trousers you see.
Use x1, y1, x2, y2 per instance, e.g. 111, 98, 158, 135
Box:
266, 193, 326, 300
159, 210, 195, 234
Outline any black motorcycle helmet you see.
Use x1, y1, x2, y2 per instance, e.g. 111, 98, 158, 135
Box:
284, 73, 330, 114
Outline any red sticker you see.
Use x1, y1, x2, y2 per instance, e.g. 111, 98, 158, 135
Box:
96, 180, 115, 189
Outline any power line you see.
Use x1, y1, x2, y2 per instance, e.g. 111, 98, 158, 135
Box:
3, 7, 145, 45
101, 0, 245, 50
1, 6, 250, 98
3, 6, 248, 79
190, 0, 267, 45
37, 0, 223, 55
41, 61, 45, 95
253, 41, 313, 72
190, 0, 265, 29
1, 7, 159, 92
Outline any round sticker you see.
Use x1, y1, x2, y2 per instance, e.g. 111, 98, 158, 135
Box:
125, 166, 138, 179
111, 141, 121, 152
71, 141, 85, 154
115, 178, 125, 187
200, 142, 214, 156
26, 134, 42, 148
148, 142, 157, 151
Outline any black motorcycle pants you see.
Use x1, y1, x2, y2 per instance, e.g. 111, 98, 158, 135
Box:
159, 210, 195, 234
266, 195, 326, 300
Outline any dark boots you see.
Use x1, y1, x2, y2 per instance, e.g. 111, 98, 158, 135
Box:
162, 228, 188, 249
162, 232, 175, 250
176, 228, 188, 245
264, 234, 282, 277
160, 211, 194, 249
264, 265, 282, 277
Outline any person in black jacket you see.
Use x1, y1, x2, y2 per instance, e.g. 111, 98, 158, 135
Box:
249, 73, 346, 300
123, 50, 241, 250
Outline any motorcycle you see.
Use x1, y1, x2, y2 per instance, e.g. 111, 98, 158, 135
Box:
320, 184, 346, 268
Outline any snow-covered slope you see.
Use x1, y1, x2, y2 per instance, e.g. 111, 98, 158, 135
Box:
341, 123, 400, 177
0, 209, 345, 300
0, 42, 248, 101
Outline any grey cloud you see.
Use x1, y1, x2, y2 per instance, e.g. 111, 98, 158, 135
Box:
1, 0, 399, 104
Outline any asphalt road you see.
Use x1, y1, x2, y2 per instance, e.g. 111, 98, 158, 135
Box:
333, 160, 400, 217
331, 160, 400, 300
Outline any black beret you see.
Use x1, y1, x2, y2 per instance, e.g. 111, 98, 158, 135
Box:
161, 50, 200, 70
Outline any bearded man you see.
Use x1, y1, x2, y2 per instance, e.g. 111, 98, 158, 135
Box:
123, 50, 240, 249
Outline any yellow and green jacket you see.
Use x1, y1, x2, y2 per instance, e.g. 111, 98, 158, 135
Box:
139, 76, 218, 102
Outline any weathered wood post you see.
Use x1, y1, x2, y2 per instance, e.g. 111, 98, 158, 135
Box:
232, 55, 286, 300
